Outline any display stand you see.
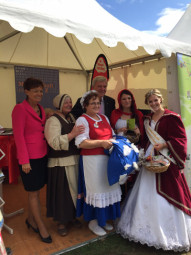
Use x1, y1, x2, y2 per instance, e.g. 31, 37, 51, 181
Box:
0, 180, 24, 234
0, 148, 24, 234
0, 200, 7, 255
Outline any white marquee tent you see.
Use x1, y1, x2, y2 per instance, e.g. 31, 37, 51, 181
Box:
0, 0, 191, 127
168, 3, 191, 44
1, 0, 191, 70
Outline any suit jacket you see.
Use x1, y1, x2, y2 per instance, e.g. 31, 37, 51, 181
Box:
12, 100, 47, 164
71, 95, 115, 120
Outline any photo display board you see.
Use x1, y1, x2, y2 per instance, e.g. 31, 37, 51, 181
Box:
14, 66, 59, 109
177, 53, 191, 188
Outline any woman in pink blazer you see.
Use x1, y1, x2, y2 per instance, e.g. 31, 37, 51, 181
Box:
12, 78, 52, 244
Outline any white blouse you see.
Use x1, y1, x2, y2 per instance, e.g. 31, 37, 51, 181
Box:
75, 114, 115, 147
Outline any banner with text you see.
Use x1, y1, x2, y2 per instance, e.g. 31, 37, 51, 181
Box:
14, 66, 59, 109
177, 53, 191, 189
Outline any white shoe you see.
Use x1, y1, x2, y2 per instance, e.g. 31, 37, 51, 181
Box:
103, 223, 113, 231
88, 220, 106, 236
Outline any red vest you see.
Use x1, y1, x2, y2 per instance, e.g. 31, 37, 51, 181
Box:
81, 114, 112, 155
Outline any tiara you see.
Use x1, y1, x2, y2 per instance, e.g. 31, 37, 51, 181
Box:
80, 90, 97, 108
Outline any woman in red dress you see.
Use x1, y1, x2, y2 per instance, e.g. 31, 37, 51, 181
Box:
75, 91, 121, 236
110, 89, 144, 145
110, 89, 144, 199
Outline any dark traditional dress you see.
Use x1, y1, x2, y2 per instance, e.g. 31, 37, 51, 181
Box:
116, 109, 191, 252
44, 113, 79, 224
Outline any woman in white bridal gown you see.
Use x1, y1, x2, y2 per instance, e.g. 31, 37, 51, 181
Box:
116, 89, 191, 252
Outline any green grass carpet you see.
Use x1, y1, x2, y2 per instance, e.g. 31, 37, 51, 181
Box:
59, 233, 190, 255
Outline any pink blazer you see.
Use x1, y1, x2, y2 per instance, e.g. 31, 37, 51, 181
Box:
12, 100, 47, 165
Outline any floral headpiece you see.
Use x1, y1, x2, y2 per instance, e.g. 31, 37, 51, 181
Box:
80, 90, 97, 108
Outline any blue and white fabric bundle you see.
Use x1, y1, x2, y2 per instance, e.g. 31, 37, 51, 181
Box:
105, 136, 139, 186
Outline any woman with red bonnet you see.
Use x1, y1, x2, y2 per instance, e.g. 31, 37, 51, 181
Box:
110, 89, 144, 145
110, 89, 144, 199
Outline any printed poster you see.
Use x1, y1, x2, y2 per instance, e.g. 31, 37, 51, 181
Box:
177, 53, 191, 189
14, 66, 59, 109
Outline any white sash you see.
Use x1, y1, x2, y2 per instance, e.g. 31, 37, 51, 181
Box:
144, 119, 176, 164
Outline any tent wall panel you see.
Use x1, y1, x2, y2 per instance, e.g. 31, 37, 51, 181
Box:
128, 59, 167, 110
0, 68, 87, 128
0, 67, 16, 127
107, 68, 125, 105
0, 57, 176, 128
59, 71, 87, 103
106, 59, 167, 110
166, 55, 180, 114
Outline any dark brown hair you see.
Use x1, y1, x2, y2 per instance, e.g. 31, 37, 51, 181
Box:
83, 91, 100, 111
23, 77, 44, 90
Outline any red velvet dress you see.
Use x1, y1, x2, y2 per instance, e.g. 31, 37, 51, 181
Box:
116, 109, 191, 252
144, 109, 191, 215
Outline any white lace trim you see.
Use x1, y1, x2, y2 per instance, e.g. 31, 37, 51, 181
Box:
86, 187, 122, 208
115, 229, 191, 252
115, 166, 191, 253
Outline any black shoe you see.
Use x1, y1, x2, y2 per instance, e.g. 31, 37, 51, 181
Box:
72, 219, 82, 228
25, 219, 39, 233
6, 247, 12, 255
39, 232, 52, 243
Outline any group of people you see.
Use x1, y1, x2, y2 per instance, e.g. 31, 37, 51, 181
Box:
11, 76, 191, 252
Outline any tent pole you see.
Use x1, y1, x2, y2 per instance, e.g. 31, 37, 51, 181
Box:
0, 62, 84, 74
108, 53, 163, 70
87, 53, 163, 72
0, 31, 20, 42
86, 74, 89, 91
64, 36, 88, 76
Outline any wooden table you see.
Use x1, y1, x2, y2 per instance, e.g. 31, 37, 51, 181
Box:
0, 134, 20, 184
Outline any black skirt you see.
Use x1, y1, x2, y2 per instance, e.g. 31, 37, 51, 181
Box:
46, 166, 76, 224
19, 155, 48, 191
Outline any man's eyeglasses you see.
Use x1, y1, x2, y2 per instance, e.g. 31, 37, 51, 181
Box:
89, 102, 101, 106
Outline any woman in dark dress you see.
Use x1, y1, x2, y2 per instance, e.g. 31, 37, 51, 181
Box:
44, 94, 84, 236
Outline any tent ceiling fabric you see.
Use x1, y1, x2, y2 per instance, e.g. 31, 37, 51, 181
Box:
0, 21, 158, 72
0, 0, 191, 72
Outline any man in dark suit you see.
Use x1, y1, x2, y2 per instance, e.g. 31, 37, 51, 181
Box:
71, 76, 115, 120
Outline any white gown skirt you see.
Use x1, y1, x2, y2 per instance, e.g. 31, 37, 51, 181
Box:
116, 166, 191, 252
